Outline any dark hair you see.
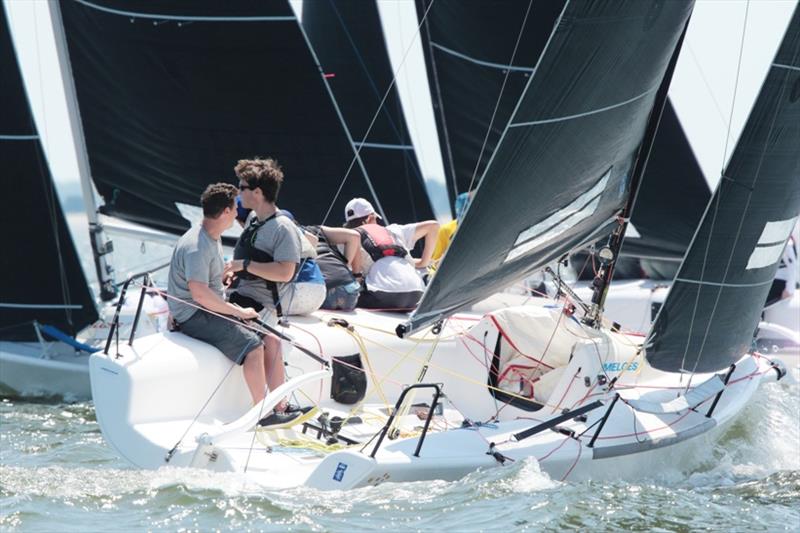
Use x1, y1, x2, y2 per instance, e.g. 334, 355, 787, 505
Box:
201, 182, 238, 218
234, 157, 284, 203
343, 214, 370, 229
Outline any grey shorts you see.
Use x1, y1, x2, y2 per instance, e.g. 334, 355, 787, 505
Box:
179, 310, 262, 365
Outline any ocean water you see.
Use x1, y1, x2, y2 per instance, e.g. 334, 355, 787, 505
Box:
2, 212, 798, 531
1, 377, 798, 532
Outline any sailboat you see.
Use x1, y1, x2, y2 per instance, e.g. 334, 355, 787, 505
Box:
88, 0, 797, 489
1, 0, 445, 399
0, 5, 164, 400
412, 0, 797, 346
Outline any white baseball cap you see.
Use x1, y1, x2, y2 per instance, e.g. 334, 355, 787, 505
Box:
344, 197, 381, 222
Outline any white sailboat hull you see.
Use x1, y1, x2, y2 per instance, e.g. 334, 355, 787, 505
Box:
90, 304, 782, 489
0, 296, 164, 400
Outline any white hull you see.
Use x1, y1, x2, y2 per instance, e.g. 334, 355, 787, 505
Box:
90, 303, 783, 489
0, 294, 165, 400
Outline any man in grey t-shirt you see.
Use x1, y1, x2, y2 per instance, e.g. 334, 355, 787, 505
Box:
167, 182, 300, 427
224, 158, 307, 425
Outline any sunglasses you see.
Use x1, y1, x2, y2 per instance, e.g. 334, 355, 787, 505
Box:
238, 182, 256, 191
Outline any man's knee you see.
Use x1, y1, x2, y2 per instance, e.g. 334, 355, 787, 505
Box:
244, 345, 265, 365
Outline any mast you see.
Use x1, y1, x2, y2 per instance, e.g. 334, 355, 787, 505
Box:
585, 16, 692, 327
48, 0, 116, 301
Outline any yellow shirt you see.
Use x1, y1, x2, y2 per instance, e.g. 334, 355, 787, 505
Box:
432, 219, 458, 261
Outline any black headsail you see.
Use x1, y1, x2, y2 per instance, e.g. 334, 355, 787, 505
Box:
1, 6, 98, 341
56, 0, 387, 234
299, 0, 434, 223
646, 7, 800, 374
416, 0, 708, 259
402, 0, 695, 336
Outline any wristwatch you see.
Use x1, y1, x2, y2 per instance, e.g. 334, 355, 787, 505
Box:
242, 259, 251, 273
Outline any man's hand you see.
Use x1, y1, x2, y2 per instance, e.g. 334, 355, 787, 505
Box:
224, 259, 244, 277
235, 306, 259, 320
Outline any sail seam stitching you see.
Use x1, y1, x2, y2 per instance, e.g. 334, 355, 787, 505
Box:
773, 62, 800, 72
674, 278, 772, 288
509, 86, 657, 127
72, 0, 296, 22
430, 42, 535, 73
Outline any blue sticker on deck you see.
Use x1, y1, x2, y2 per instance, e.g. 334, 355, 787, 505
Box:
333, 462, 348, 482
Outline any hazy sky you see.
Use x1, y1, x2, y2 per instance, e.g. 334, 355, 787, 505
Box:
5, 0, 796, 198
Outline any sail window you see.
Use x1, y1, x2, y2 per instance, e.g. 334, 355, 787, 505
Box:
504, 170, 610, 263
745, 216, 798, 270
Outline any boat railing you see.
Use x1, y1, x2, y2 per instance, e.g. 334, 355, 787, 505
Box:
103, 271, 157, 356
368, 383, 442, 459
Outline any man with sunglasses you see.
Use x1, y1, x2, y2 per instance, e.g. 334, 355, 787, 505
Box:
224, 157, 309, 425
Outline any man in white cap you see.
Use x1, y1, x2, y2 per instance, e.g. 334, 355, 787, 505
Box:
344, 198, 438, 310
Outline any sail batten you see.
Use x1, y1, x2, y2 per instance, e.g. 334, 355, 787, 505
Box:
404, 0, 695, 335
646, 6, 800, 373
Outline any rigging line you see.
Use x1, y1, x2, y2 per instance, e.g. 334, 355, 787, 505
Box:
72, 0, 296, 22
685, 42, 732, 137
719, 1, 751, 179
293, 13, 385, 224
691, 32, 796, 378
420, 1, 458, 204
323, 0, 427, 218
676, 3, 753, 383
327, 0, 418, 153
316, 0, 437, 227
465, 0, 536, 196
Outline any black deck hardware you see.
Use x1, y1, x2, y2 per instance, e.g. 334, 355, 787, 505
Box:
301, 420, 360, 446
370, 383, 442, 459
705, 364, 736, 418
104, 271, 154, 356
588, 394, 620, 448
513, 400, 603, 442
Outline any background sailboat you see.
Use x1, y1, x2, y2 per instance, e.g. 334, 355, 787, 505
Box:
298, 0, 435, 224
57, 0, 434, 244
1, 4, 119, 399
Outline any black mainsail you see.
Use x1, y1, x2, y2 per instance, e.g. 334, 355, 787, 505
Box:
299, 0, 434, 223
646, 6, 800, 373
56, 0, 398, 234
1, 6, 98, 341
403, 0, 695, 335
416, 0, 563, 211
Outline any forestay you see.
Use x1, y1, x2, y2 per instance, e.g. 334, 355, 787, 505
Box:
56, 0, 422, 234
402, 0, 695, 335
0, 6, 98, 341
620, 99, 710, 261
647, 6, 800, 373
